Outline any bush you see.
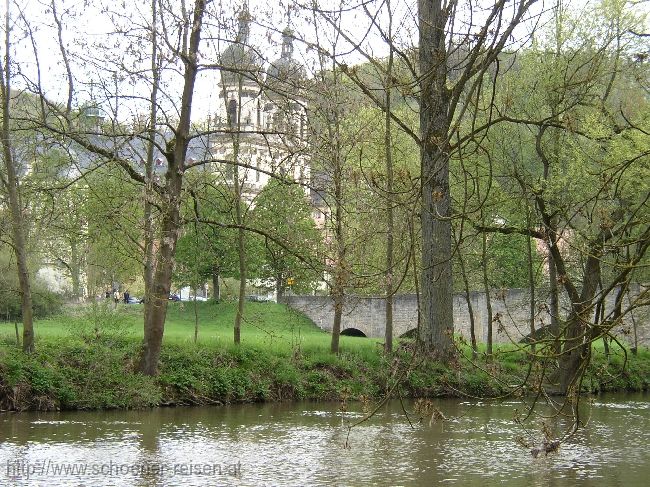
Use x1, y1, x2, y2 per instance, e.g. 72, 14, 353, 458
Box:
0, 284, 63, 321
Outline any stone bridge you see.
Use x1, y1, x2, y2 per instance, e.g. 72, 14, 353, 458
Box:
281, 286, 649, 346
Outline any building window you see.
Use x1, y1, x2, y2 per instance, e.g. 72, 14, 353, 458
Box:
228, 99, 237, 127
273, 111, 284, 132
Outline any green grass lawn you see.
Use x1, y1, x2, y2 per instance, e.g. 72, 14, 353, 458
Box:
1, 300, 379, 356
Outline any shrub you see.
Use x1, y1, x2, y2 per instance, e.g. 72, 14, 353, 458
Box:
0, 284, 63, 321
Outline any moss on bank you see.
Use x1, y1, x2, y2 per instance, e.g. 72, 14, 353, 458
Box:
1, 337, 648, 411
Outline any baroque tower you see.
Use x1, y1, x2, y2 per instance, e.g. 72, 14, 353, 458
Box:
214, 6, 309, 201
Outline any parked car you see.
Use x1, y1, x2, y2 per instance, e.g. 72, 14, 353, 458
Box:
126, 296, 142, 304
169, 294, 181, 301
180, 295, 208, 302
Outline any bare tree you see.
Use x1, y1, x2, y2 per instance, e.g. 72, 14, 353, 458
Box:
309, 13, 353, 354
0, 1, 34, 352
29, 0, 215, 374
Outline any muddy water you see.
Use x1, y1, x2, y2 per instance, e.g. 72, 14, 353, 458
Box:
1, 393, 648, 486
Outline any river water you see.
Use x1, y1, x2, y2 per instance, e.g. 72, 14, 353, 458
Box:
1, 393, 648, 486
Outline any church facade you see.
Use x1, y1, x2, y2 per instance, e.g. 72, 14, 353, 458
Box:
210, 7, 311, 202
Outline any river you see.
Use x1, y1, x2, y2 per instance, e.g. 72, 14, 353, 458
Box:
1, 393, 648, 486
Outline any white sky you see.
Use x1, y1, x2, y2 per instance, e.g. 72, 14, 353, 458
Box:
7, 0, 648, 123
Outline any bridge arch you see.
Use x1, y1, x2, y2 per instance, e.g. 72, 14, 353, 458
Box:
340, 328, 367, 337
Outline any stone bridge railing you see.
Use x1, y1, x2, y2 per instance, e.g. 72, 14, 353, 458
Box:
281, 285, 649, 346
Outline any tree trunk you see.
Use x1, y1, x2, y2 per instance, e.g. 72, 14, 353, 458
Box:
330, 227, 346, 354
418, 0, 454, 357
630, 286, 638, 355
482, 231, 494, 356
140, 188, 180, 375
558, 253, 601, 394
193, 291, 199, 343
330, 151, 346, 354
316, 54, 348, 355
212, 266, 220, 301
232, 77, 247, 345
593, 281, 609, 358
331, 284, 344, 354
139, 0, 206, 376
234, 223, 245, 345
330, 142, 346, 354
548, 243, 561, 355
276, 273, 285, 301
383, 0, 395, 355
384, 124, 394, 353
526, 221, 536, 354
0, 3, 34, 353
459, 250, 477, 360
558, 311, 590, 395
142, 0, 159, 317
70, 240, 82, 300
384, 270, 394, 354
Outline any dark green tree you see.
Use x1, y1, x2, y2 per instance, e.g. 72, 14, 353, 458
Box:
251, 179, 322, 299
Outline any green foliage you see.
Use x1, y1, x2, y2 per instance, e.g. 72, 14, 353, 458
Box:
454, 229, 543, 291
330, 104, 421, 295
0, 301, 648, 411
82, 167, 144, 294
0, 339, 160, 410
250, 178, 323, 295
77, 300, 138, 345
174, 177, 259, 293
0, 267, 63, 322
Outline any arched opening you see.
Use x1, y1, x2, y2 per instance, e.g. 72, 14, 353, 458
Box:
341, 328, 367, 337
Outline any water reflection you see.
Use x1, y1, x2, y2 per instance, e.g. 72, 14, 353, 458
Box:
0, 393, 648, 486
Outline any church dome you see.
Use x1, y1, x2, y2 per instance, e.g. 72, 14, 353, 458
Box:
220, 7, 262, 87
266, 28, 306, 99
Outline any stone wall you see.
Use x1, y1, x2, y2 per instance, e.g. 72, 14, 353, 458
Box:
282, 284, 649, 346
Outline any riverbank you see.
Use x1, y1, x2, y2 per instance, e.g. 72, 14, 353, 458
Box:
1, 302, 648, 411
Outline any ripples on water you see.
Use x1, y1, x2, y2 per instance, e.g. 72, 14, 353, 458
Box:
0, 393, 648, 486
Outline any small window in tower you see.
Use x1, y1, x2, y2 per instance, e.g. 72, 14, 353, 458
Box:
228, 99, 238, 127
273, 112, 284, 132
